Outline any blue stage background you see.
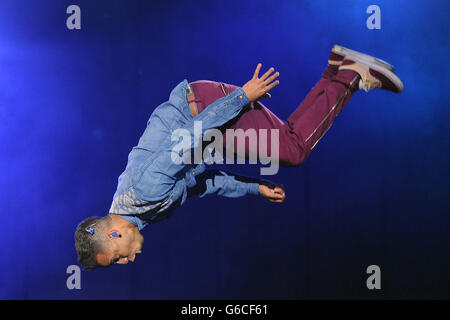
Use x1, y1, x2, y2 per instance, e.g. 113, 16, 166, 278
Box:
0, 0, 449, 299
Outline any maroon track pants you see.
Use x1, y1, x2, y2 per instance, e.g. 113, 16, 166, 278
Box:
188, 67, 360, 167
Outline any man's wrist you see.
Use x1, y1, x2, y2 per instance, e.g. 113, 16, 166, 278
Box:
237, 87, 251, 105
247, 182, 260, 195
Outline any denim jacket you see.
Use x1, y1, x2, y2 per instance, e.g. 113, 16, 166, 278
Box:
109, 79, 260, 229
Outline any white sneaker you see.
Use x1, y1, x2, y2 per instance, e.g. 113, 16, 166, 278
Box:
331, 44, 395, 71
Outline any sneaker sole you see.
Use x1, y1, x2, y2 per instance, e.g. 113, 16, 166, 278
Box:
366, 61, 404, 92
332, 44, 395, 71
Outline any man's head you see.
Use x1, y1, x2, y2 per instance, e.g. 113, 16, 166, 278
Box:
74, 214, 144, 269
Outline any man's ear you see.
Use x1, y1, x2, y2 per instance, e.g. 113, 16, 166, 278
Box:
107, 229, 121, 239
96, 253, 110, 267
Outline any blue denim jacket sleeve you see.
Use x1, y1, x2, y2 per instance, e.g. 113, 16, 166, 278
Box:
187, 169, 260, 198
133, 87, 251, 201
117, 214, 149, 231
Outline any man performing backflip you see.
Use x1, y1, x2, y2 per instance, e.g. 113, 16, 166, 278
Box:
75, 45, 404, 269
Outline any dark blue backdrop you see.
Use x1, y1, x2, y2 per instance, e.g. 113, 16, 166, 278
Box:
0, 0, 449, 299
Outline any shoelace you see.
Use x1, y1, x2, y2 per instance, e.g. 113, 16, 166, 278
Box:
359, 72, 382, 92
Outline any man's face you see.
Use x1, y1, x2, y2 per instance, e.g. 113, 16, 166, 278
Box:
96, 228, 144, 267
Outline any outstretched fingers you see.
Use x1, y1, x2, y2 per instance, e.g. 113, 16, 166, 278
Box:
244, 63, 280, 102
264, 71, 280, 85
265, 79, 280, 92
260, 67, 275, 81
259, 65, 280, 91
253, 63, 262, 79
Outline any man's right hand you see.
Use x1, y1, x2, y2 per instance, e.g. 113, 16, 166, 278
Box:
242, 63, 280, 102
258, 182, 286, 203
